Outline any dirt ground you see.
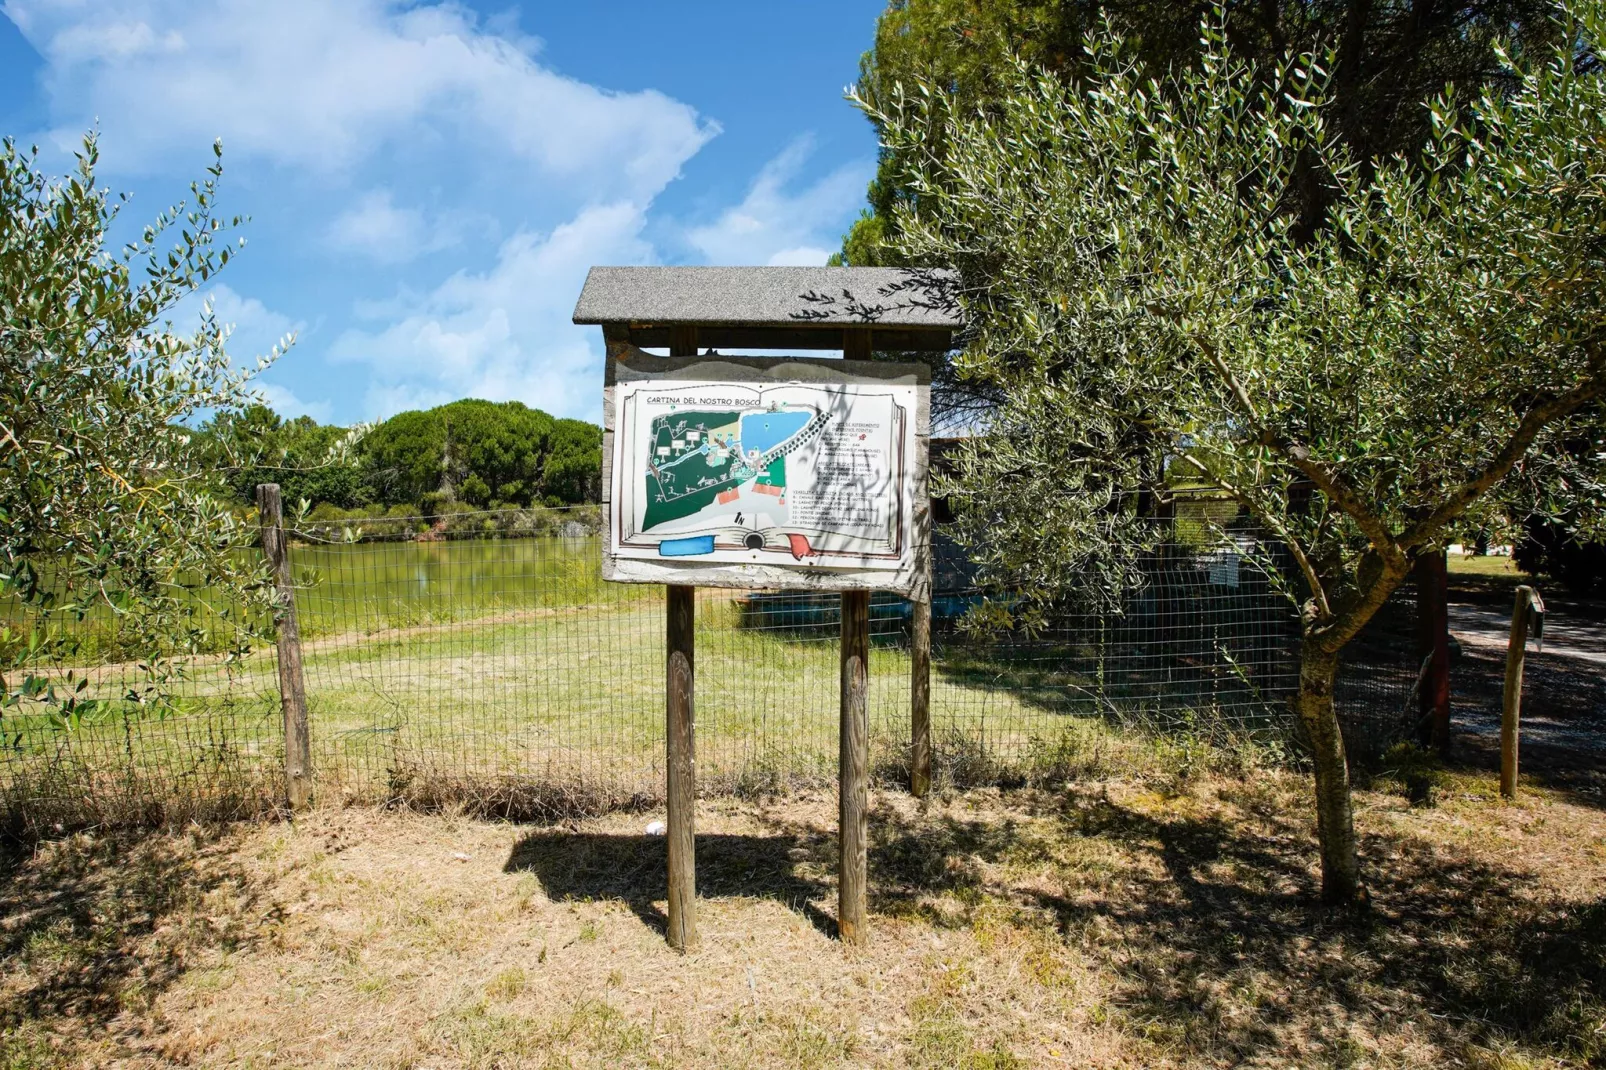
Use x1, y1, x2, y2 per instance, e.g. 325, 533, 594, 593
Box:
4, 754, 1605, 1069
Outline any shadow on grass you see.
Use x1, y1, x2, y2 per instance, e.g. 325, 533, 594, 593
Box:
504, 830, 840, 938
861, 788, 1604, 1065
0, 828, 261, 1055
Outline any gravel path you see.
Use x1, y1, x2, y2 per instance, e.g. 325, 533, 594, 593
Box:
1449, 597, 1606, 800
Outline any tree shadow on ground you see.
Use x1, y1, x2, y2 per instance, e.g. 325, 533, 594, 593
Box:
860, 787, 1606, 1065
504, 829, 840, 937
0, 828, 261, 1058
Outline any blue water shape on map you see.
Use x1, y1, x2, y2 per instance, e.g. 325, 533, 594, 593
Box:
739, 410, 812, 455
658, 535, 716, 557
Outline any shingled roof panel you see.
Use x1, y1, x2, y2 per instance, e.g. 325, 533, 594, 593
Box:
572, 266, 962, 329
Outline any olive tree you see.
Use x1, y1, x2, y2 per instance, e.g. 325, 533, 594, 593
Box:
1, 135, 279, 719
858, 4, 1606, 902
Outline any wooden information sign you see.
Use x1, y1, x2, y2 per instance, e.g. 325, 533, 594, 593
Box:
575, 266, 954, 953
602, 345, 931, 599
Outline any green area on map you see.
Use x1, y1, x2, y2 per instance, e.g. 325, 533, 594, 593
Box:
640, 407, 809, 532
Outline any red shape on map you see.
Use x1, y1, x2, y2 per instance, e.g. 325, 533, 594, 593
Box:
787, 533, 814, 560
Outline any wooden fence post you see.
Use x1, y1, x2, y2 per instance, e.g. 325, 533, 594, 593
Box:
910, 593, 932, 799
839, 589, 871, 945
1415, 549, 1452, 755
665, 584, 698, 951
256, 484, 311, 810
1501, 584, 1542, 800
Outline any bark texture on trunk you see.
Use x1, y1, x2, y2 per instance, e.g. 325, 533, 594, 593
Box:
1296, 644, 1361, 905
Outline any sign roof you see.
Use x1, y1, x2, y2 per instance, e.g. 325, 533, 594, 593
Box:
572, 266, 961, 330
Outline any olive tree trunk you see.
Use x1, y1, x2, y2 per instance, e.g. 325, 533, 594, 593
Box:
1295, 643, 1361, 904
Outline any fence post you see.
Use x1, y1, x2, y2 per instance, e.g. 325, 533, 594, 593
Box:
665, 584, 698, 951
839, 589, 871, 946
1415, 549, 1451, 755
256, 484, 311, 810
910, 592, 932, 798
1501, 584, 1542, 799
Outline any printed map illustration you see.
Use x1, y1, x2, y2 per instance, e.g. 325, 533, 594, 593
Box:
642, 405, 828, 531
611, 378, 916, 570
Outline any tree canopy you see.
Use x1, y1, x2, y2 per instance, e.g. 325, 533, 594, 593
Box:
1, 135, 275, 712
203, 398, 603, 515
862, 1, 1606, 900
198, 404, 365, 510
841, 0, 1565, 266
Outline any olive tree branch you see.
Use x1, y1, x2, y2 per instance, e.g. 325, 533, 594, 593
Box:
1399, 344, 1606, 549
1177, 450, 1334, 620
1190, 333, 1406, 569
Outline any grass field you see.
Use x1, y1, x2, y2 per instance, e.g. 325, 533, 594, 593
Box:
5, 537, 1307, 834
3, 545, 1595, 1065
3, 747, 1602, 1069
3, 590, 1175, 833
1448, 553, 1533, 582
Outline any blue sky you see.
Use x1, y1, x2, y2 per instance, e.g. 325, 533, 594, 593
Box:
0, 1, 885, 425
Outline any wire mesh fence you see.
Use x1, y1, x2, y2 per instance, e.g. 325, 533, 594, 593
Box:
0, 617, 281, 838
2, 507, 1423, 834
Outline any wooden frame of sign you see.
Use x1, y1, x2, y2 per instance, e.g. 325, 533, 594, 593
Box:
602, 343, 932, 598
600, 340, 931, 950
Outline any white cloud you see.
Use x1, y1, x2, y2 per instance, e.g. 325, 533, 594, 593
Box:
6, 0, 718, 201
48, 19, 182, 62
256, 382, 332, 424
684, 137, 872, 266
330, 201, 652, 422
172, 284, 331, 419
200, 283, 300, 362
766, 246, 835, 266
327, 188, 462, 264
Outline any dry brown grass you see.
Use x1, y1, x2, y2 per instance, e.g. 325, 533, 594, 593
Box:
3, 761, 1604, 1069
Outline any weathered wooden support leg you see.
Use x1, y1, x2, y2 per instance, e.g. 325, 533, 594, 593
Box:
839, 590, 870, 945
666, 584, 698, 951
910, 594, 931, 798
842, 328, 873, 362
1501, 585, 1537, 800
256, 484, 311, 811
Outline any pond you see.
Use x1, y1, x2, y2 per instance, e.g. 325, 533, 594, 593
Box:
288, 535, 641, 637
1, 536, 643, 662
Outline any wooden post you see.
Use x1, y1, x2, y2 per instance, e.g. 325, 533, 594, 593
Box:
665, 585, 698, 950
915, 434, 933, 805
256, 484, 311, 810
1501, 585, 1541, 800
664, 325, 700, 952
669, 325, 699, 359
843, 328, 873, 362
839, 589, 871, 945
1415, 550, 1451, 755
910, 592, 932, 799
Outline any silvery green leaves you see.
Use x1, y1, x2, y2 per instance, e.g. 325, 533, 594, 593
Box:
856, 3, 1606, 902
1, 134, 279, 721
855, 3, 1606, 647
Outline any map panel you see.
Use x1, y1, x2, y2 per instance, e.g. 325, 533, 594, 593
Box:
611, 376, 918, 572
